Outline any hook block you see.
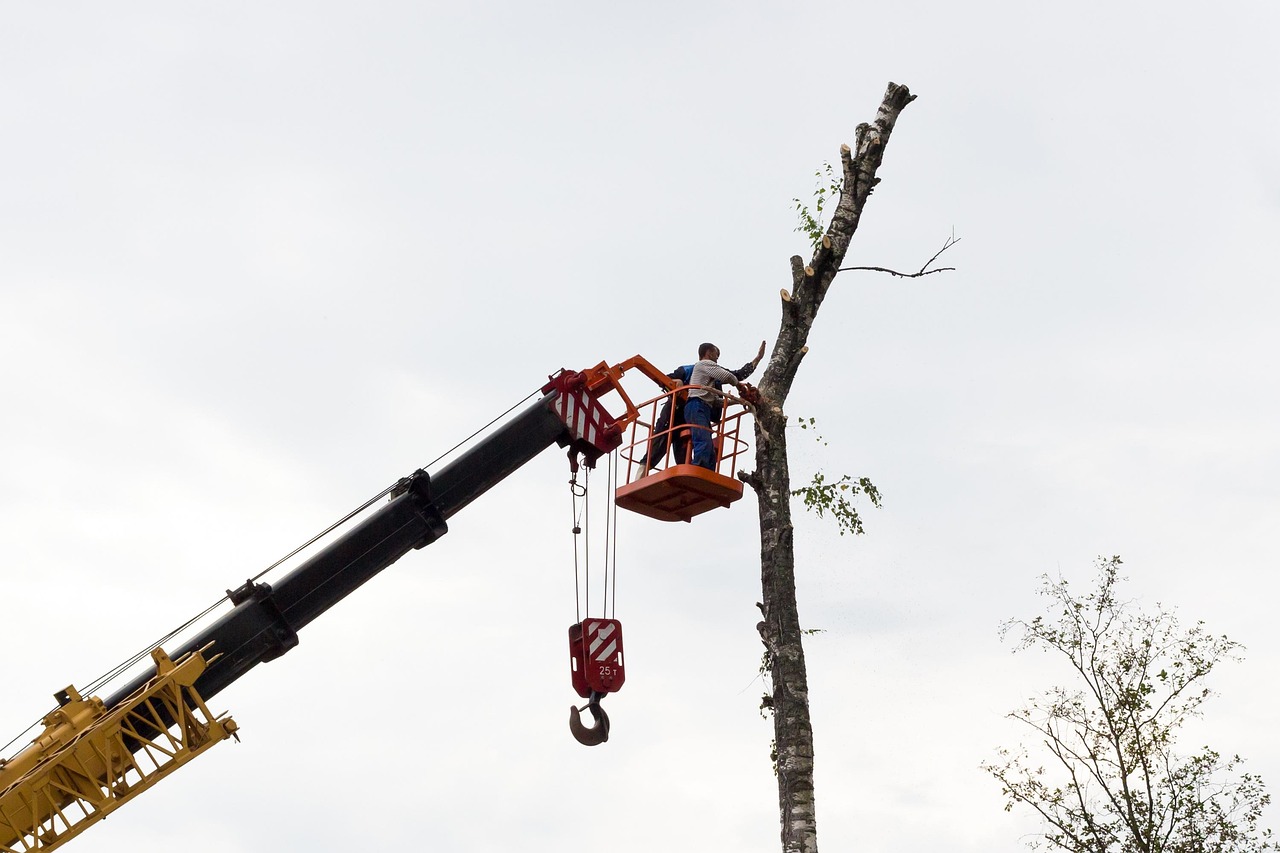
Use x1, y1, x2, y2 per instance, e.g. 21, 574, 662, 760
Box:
568, 619, 625, 698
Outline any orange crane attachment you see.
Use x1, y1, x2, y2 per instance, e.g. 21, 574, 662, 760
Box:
609, 375, 753, 523
552, 354, 754, 522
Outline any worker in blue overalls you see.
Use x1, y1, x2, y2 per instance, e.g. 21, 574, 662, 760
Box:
645, 341, 763, 469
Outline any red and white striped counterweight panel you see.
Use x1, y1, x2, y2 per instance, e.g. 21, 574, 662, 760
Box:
568, 618, 625, 697
542, 370, 623, 464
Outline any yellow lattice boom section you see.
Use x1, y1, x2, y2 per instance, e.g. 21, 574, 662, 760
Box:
0, 646, 238, 851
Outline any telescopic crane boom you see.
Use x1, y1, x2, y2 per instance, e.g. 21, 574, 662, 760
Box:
0, 360, 672, 853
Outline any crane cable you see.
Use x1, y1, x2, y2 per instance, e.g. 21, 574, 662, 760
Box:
569, 451, 622, 625
602, 451, 620, 620
569, 466, 587, 623
2, 388, 544, 760
611, 451, 620, 619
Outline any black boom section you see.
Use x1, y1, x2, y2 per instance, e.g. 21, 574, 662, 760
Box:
105, 393, 570, 710
428, 390, 578, 521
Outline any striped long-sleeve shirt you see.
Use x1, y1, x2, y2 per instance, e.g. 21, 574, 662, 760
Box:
687, 359, 742, 403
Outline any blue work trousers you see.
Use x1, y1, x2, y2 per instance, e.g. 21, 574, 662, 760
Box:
684, 397, 716, 469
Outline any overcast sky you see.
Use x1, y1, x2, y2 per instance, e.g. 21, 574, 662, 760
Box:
3, 3, 1278, 852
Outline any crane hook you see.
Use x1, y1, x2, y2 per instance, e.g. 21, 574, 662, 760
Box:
569, 693, 610, 746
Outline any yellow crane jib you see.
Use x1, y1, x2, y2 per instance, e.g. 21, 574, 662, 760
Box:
0, 646, 237, 852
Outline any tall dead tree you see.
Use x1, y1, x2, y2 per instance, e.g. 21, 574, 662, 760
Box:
740, 81, 917, 853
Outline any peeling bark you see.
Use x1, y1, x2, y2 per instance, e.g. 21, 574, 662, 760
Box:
743, 82, 915, 853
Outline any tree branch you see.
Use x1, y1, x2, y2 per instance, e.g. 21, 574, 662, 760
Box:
837, 232, 960, 278
835, 265, 955, 279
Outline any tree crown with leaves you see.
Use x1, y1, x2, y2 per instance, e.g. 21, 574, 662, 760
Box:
985, 557, 1273, 853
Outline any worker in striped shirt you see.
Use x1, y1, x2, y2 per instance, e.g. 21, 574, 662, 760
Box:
685, 341, 760, 470
643, 340, 764, 469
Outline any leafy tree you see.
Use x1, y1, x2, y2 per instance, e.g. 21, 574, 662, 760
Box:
985, 556, 1274, 853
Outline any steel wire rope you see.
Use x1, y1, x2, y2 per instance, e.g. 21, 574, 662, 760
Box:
1, 592, 224, 757
76, 486, 398, 700
239, 387, 544, 594
79, 598, 228, 698
610, 451, 620, 620
241, 388, 544, 592
601, 452, 613, 619
414, 389, 541, 480
9, 388, 546, 759
583, 466, 591, 618
0, 721, 41, 761
570, 471, 587, 623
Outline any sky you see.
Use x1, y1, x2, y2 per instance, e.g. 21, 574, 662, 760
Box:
2, 2, 1278, 851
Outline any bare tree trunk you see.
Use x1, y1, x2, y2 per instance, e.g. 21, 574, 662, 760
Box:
743, 81, 916, 853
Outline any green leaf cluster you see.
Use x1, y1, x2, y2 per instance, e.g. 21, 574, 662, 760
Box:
792, 162, 843, 251
790, 472, 881, 536
796, 416, 829, 446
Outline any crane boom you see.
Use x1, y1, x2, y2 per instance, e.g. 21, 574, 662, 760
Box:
106, 389, 579, 709
0, 361, 651, 852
